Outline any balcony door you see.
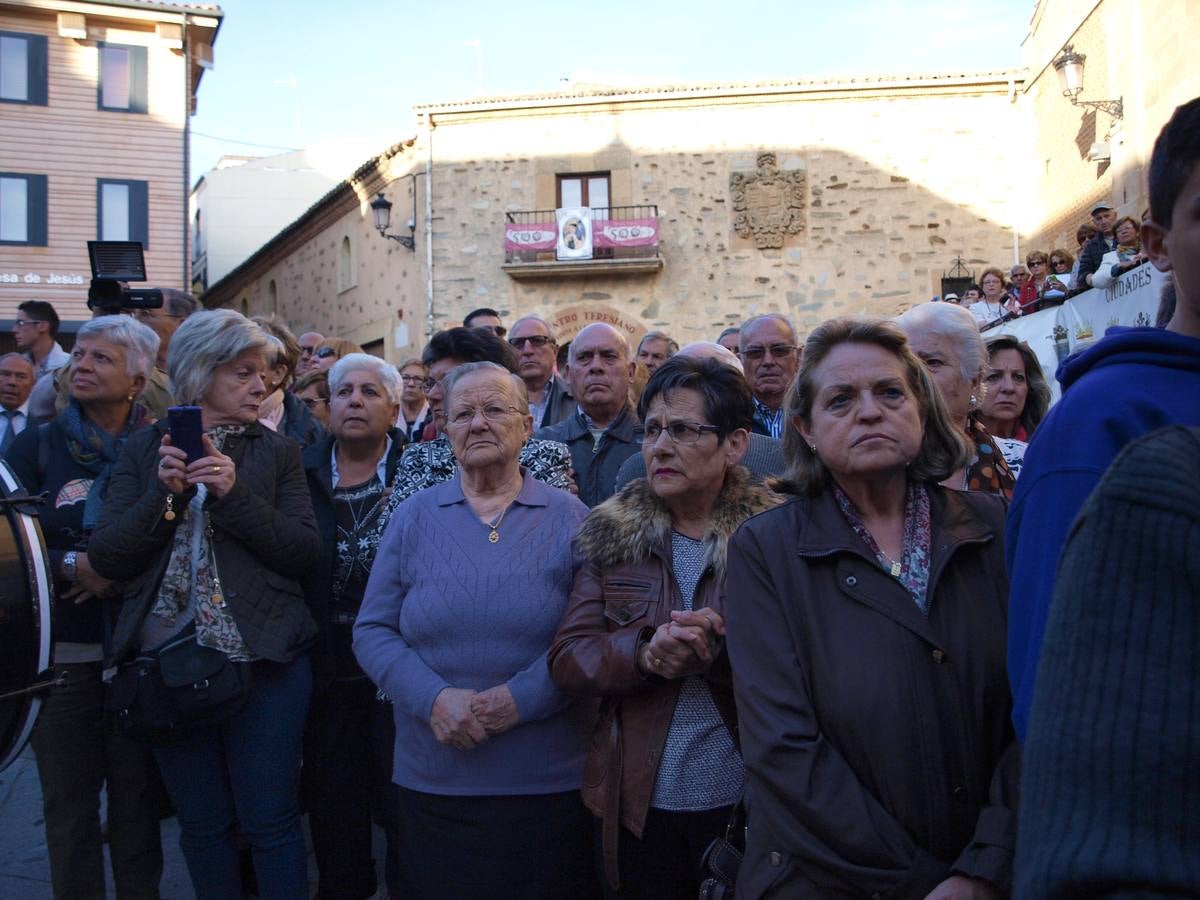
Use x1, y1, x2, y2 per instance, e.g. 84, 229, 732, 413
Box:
557, 173, 610, 211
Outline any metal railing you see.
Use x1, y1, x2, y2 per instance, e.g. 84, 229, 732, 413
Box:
503, 205, 659, 264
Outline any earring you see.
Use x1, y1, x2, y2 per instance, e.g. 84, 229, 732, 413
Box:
807, 442, 817, 453
969, 394, 978, 408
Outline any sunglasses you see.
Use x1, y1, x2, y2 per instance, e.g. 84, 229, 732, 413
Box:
508, 335, 555, 349
315, 347, 338, 359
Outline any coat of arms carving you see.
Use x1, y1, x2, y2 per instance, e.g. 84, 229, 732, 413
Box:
730, 152, 807, 249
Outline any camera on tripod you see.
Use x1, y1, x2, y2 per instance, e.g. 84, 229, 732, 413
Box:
86, 240, 163, 312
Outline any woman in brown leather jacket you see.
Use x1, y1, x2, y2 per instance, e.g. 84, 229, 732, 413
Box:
550, 355, 780, 899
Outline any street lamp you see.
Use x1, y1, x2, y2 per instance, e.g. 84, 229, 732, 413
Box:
1053, 45, 1123, 120
370, 192, 415, 251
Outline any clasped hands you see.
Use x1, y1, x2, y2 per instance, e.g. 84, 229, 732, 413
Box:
429, 684, 519, 751
637, 607, 725, 680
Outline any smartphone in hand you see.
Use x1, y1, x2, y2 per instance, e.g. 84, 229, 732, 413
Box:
167, 405, 205, 463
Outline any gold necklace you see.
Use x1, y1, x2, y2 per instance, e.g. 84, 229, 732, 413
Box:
485, 502, 513, 544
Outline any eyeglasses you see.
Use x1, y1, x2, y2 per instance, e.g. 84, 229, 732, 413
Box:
508, 335, 555, 349
1051, 259, 1069, 268
472, 325, 507, 338
132, 309, 185, 322
740, 344, 797, 362
399, 374, 425, 385
1028, 260, 1047, 268
299, 397, 328, 409
420, 376, 440, 393
633, 421, 722, 444
12, 319, 44, 328
445, 404, 520, 427
315, 347, 338, 359
299, 346, 320, 357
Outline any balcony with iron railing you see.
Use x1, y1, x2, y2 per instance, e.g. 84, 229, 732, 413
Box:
502, 205, 663, 278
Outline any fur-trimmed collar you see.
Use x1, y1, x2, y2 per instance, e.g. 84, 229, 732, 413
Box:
576, 466, 783, 580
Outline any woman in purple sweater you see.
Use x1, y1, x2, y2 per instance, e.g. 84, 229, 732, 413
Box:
353, 361, 595, 899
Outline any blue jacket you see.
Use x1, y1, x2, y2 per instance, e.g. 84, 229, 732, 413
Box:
1006, 326, 1200, 740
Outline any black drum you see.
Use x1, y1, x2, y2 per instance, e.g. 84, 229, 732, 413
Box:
0, 459, 54, 772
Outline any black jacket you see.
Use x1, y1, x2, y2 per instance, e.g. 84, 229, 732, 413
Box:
300, 428, 406, 681
534, 405, 640, 508
1076, 231, 1117, 290
91, 420, 321, 665
281, 390, 326, 450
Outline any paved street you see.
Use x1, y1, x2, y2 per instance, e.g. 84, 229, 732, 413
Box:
0, 747, 352, 899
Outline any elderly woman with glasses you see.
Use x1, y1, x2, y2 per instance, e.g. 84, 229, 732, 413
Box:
89, 310, 321, 900
396, 357, 433, 442
725, 317, 1017, 900
381, 327, 571, 511
354, 361, 594, 898
968, 268, 1021, 326
550, 356, 781, 899
6, 315, 165, 900
301, 353, 408, 900
897, 302, 1018, 499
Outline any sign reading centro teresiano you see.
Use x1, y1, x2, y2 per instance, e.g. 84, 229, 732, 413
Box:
548, 304, 647, 346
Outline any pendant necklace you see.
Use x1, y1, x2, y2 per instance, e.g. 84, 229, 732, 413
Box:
485, 502, 513, 544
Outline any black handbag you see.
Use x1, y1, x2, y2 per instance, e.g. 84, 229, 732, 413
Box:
106, 627, 252, 744
698, 792, 747, 900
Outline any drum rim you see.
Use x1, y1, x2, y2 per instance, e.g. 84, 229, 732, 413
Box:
0, 459, 54, 772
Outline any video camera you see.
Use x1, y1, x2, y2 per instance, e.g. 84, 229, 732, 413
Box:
86, 240, 163, 312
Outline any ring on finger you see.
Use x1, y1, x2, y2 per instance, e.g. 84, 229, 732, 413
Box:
652, 656, 663, 669
159, 459, 169, 469
212, 464, 221, 474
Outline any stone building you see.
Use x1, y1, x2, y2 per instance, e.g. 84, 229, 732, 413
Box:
0, 0, 222, 327
201, 0, 1198, 359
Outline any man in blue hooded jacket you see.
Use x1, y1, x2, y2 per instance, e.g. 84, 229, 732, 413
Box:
1007, 96, 1200, 742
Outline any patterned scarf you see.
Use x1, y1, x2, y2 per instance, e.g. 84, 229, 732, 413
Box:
148, 425, 251, 660
59, 398, 150, 530
964, 417, 1017, 501
834, 480, 933, 613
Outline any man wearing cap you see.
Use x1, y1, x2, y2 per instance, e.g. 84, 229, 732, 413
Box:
1077, 201, 1119, 289
942, 292, 961, 305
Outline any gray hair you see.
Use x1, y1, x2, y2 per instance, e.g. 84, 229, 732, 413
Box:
76, 315, 159, 380
717, 326, 740, 343
167, 309, 270, 405
0, 352, 34, 373
638, 330, 679, 355
894, 301, 986, 382
161, 288, 199, 319
328, 353, 403, 406
510, 315, 557, 343
440, 361, 530, 414
739, 314, 797, 350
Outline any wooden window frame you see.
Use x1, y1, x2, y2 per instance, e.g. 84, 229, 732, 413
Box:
0, 172, 48, 246
0, 31, 48, 106
556, 172, 612, 209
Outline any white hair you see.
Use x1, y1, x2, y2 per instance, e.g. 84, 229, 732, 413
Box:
328, 353, 403, 406
77, 316, 159, 380
509, 315, 557, 343
894, 301, 986, 381
676, 340, 744, 374
739, 314, 797, 350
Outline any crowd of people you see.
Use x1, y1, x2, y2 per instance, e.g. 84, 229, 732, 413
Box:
937, 194, 1157, 328
3, 97, 1198, 900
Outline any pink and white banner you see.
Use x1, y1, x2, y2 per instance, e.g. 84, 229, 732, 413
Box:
593, 218, 658, 249
504, 223, 556, 252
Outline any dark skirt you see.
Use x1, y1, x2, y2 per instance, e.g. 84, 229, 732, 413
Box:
397, 786, 599, 900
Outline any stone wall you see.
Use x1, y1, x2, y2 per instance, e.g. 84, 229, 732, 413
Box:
422, 79, 1027, 347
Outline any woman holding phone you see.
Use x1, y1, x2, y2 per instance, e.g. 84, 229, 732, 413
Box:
5, 315, 165, 900
89, 309, 321, 900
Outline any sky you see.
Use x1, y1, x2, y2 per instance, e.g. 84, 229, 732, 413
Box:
190, 0, 1036, 184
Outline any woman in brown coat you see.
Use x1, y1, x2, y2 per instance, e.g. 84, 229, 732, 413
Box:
726, 317, 1018, 900
549, 355, 780, 899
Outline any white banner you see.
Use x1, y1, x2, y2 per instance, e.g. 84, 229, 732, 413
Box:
990, 263, 1166, 403
556, 207, 593, 260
